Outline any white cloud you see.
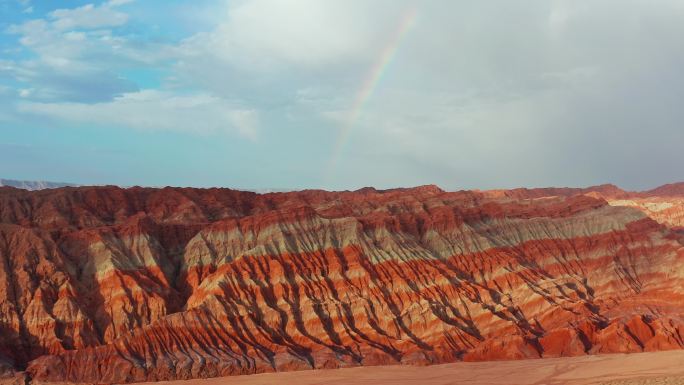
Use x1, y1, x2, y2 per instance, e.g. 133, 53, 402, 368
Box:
225, 109, 259, 141
175, 0, 412, 82
17, 90, 259, 139
179, 0, 387, 71
107, 0, 135, 7
5, 3, 173, 102
4, 0, 684, 189
49, 3, 129, 30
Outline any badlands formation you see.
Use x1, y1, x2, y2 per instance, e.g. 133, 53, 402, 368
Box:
0, 183, 682, 383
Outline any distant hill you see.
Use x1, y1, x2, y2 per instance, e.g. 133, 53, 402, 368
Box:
0, 178, 78, 190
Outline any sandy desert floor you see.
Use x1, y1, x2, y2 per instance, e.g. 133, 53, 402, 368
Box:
131, 350, 684, 385
601, 378, 684, 385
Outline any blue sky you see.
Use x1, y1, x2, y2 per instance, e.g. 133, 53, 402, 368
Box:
1, 0, 683, 190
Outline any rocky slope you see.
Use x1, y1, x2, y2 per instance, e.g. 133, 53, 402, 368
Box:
0, 184, 682, 383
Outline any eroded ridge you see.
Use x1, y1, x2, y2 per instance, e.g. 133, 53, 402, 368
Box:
0, 184, 682, 383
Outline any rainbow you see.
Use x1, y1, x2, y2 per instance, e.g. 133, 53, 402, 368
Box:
325, 8, 419, 181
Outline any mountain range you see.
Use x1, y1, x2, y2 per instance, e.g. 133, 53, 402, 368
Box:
0, 182, 682, 383
0, 179, 78, 191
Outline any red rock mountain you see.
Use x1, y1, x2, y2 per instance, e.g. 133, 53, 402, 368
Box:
0, 184, 683, 383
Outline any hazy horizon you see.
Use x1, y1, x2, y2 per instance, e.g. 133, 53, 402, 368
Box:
2, 176, 683, 194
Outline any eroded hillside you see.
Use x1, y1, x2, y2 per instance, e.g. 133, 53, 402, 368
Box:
0, 184, 682, 383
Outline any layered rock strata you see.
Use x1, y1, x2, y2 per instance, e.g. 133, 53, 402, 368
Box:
0, 184, 681, 383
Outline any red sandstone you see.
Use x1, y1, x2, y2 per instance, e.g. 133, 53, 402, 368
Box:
0, 183, 681, 383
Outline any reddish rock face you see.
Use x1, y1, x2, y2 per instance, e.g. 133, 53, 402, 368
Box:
0, 184, 682, 383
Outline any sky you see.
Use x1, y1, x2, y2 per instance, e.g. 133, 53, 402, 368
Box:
0, 0, 683, 191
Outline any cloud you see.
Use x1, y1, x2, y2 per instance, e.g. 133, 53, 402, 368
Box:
3, 23, 139, 101
107, 0, 135, 7
3, 54, 139, 102
179, 0, 388, 71
2, 0, 257, 140
3, 0, 684, 189
225, 109, 259, 140
17, 90, 259, 139
49, 3, 129, 30
171, 0, 411, 101
278, 0, 684, 189
5, 3, 172, 103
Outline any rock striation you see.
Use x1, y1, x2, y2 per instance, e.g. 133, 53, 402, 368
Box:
0, 184, 682, 383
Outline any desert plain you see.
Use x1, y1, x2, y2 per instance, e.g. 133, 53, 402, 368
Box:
131, 350, 684, 385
